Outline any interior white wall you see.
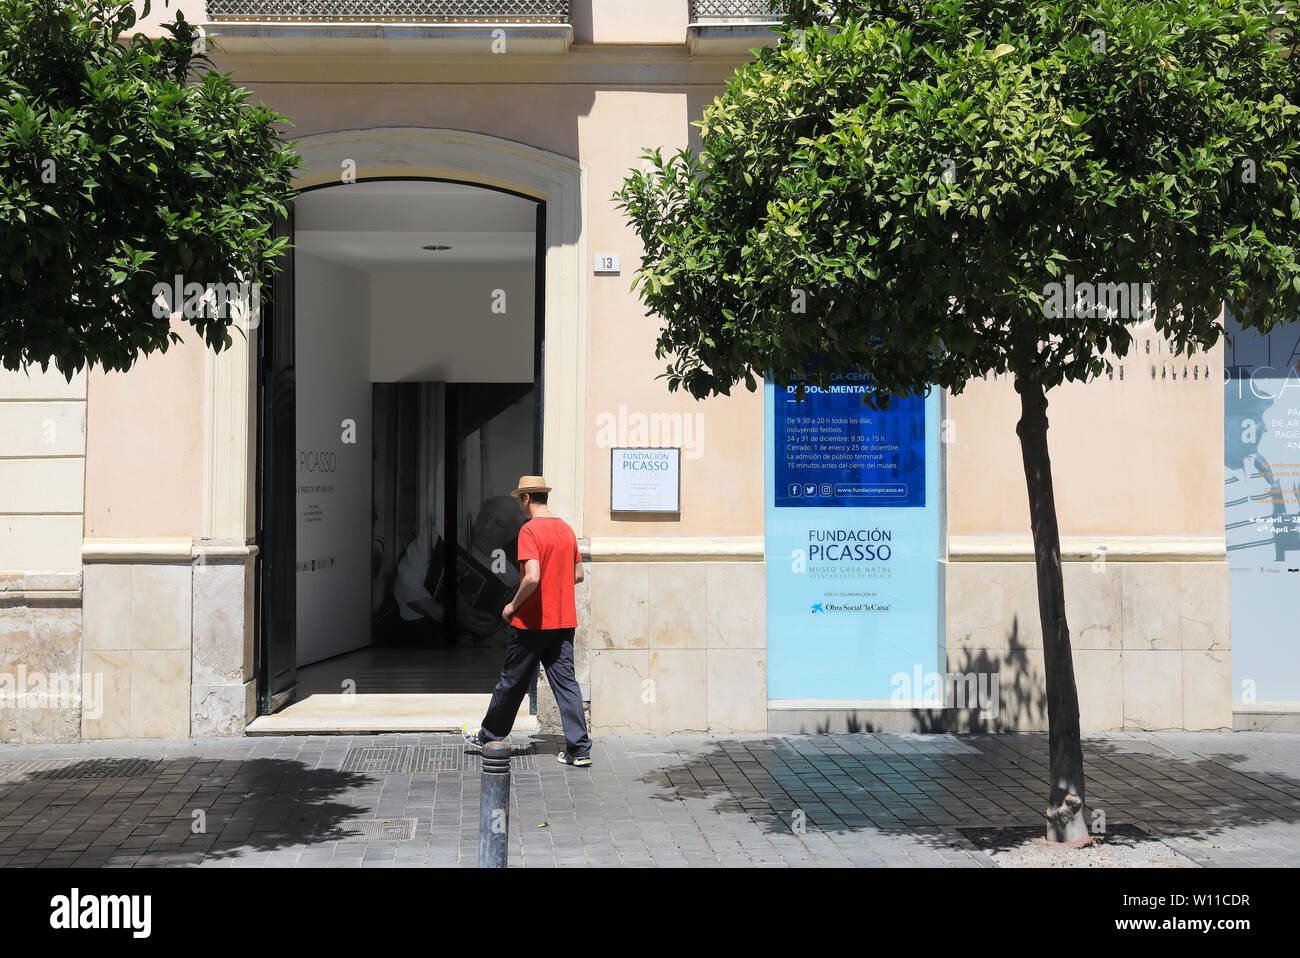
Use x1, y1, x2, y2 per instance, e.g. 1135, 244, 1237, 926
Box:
292, 224, 536, 667
370, 269, 534, 383
296, 251, 373, 667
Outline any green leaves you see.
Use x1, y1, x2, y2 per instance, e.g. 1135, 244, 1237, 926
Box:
0, 0, 302, 378
617, 0, 1300, 404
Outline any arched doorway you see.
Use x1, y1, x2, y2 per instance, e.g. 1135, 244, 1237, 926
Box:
232, 128, 590, 722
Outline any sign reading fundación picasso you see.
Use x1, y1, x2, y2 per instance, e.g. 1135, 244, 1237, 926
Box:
765, 373, 941, 700
610, 447, 681, 513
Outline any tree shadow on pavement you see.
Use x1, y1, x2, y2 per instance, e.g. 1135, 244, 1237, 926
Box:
667, 609, 1300, 857
637, 730, 1300, 856
2, 757, 387, 863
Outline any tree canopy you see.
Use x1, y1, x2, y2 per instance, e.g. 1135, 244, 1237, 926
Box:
618, 0, 1300, 845
0, 0, 300, 378
618, 0, 1300, 406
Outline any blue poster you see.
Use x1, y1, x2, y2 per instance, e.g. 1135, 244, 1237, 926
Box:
765, 375, 941, 700
1224, 311, 1300, 703
773, 376, 926, 508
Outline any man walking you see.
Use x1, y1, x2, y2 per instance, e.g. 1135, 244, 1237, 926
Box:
462, 476, 593, 766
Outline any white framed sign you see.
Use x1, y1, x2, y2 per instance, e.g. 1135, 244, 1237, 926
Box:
611, 447, 681, 514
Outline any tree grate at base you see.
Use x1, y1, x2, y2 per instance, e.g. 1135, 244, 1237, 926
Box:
957, 822, 1177, 852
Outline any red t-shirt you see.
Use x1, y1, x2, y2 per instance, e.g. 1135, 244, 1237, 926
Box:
511, 516, 582, 630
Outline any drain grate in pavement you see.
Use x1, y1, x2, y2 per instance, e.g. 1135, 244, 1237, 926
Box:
329, 818, 418, 842
410, 746, 460, 773
0, 758, 159, 783
339, 742, 538, 775
339, 746, 411, 774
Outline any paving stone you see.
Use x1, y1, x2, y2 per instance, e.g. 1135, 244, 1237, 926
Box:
0, 731, 1296, 867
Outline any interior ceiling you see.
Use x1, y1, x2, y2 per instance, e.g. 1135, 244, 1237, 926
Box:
293, 180, 537, 274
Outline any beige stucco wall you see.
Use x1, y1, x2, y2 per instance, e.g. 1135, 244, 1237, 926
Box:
575, 1, 691, 45
49, 10, 1238, 737
578, 88, 764, 536
83, 320, 205, 539
947, 327, 1222, 538
941, 325, 1229, 733
0, 365, 85, 743
0, 366, 86, 573
131, 0, 206, 35
60, 35, 768, 739
216, 51, 767, 540
78, 317, 207, 740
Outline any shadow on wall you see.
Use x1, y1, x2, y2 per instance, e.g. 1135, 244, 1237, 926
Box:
799, 616, 1049, 734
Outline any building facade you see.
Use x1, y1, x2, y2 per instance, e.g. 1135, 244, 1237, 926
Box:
1, 1, 1293, 743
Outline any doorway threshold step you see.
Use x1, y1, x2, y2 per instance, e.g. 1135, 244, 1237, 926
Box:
245, 693, 536, 735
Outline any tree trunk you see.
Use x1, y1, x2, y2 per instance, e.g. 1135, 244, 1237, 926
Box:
1013, 357, 1089, 844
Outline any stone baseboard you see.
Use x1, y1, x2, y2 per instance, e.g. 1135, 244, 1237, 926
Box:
767, 707, 998, 735
587, 560, 767, 733
945, 558, 1232, 732
192, 681, 257, 736
1233, 705, 1300, 732
0, 585, 83, 744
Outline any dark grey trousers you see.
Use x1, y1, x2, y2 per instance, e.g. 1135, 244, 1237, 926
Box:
480, 626, 591, 758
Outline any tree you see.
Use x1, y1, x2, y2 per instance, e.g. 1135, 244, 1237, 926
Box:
618, 0, 1300, 843
0, 0, 300, 378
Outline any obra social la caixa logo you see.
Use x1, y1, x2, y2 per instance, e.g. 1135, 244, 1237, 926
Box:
809, 602, 892, 613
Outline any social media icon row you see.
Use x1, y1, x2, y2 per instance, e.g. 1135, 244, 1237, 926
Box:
788, 483, 836, 498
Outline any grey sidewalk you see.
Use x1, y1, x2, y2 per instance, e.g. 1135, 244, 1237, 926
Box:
0, 731, 1297, 867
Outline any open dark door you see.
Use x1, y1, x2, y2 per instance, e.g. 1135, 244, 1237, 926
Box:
257, 208, 297, 713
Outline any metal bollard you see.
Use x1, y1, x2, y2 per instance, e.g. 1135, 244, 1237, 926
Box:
478, 740, 511, 868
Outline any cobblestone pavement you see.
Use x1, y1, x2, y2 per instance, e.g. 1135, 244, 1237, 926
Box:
0, 731, 1297, 867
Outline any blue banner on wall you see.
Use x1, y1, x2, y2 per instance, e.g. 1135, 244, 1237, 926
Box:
1224, 312, 1300, 703
772, 375, 926, 508
765, 375, 942, 700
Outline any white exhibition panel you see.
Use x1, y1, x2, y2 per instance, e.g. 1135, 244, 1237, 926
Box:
295, 251, 373, 666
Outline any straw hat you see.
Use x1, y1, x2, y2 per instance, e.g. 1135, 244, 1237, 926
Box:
510, 476, 552, 498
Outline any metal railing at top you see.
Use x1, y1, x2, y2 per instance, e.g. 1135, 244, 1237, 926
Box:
689, 0, 785, 21
204, 0, 570, 23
